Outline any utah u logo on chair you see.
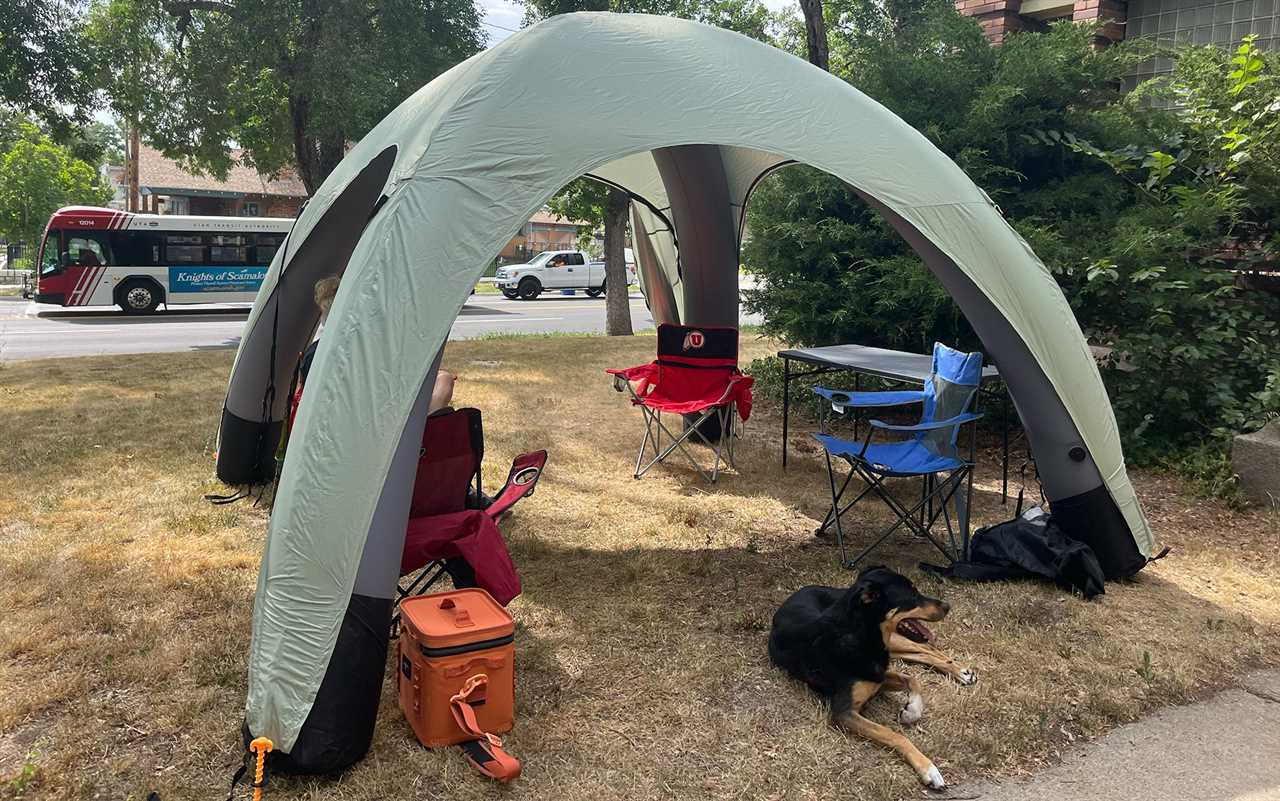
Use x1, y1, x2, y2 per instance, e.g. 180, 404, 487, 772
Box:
683, 330, 705, 350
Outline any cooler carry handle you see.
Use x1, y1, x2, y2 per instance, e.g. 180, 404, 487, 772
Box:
438, 597, 475, 627
450, 674, 521, 782
444, 655, 507, 678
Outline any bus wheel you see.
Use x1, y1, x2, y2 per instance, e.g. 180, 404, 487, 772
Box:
118, 279, 162, 315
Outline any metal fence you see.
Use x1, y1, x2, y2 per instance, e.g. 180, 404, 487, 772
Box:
2, 242, 33, 289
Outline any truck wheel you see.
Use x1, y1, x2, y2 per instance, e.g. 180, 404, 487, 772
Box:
517, 277, 541, 300
118, 278, 162, 314
501, 288, 520, 299
585, 284, 605, 298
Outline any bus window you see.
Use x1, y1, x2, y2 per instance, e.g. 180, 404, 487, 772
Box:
66, 234, 110, 266
210, 234, 248, 264
108, 230, 159, 266
166, 234, 205, 263
40, 231, 63, 275
255, 234, 285, 265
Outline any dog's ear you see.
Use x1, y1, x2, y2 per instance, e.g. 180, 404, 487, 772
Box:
849, 574, 881, 607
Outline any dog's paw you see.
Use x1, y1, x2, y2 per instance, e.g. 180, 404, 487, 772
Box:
956, 667, 978, 686
918, 763, 945, 789
899, 694, 924, 725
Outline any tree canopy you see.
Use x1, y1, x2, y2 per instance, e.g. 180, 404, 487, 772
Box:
87, 0, 487, 193
0, 122, 112, 247
0, 1, 95, 136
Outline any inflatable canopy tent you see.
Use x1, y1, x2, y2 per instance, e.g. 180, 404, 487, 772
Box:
215, 12, 1157, 772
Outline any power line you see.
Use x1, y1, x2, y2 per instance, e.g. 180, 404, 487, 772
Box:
483, 19, 520, 33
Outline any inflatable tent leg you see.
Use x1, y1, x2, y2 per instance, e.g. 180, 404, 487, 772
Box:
253, 355, 442, 773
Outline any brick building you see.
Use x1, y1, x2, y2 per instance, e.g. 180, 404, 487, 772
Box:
955, 0, 1279, 58
496, 209, 589, 262
112, 145, 309, 218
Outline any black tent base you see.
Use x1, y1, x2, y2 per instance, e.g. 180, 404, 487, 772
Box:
243, 593, 392, 774
1049, 485, 1147, 580
216, 408, 281, 486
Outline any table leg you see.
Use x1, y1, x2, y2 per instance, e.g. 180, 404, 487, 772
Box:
854, 372, 862, 442
1001, 386, 1010, 505
782, 356, 791, 469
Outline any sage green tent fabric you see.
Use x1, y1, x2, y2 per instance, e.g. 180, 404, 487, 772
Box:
225, 12, 1155, 753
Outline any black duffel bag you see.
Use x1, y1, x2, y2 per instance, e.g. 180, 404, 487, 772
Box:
924, 506, 1106, 599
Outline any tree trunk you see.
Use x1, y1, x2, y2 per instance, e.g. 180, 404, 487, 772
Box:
128, 123, 141, 212
603, 187, 632, 336
289, 100, 345, 195
798, 0, 829, 72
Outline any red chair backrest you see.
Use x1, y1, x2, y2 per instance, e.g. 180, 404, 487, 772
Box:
653, 323, 739, 402
409, 407, 484, 518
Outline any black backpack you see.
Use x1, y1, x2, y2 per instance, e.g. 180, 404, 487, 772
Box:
923, 507, 1106, 599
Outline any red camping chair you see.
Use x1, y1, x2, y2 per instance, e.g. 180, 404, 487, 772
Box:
607, 323, 754, 482
393, 407, 548, 633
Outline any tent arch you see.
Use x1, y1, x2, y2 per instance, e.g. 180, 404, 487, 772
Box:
216, 12, 1155, 769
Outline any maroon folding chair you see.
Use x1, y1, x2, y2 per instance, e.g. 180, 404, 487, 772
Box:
607, 323, 754, 482
392, 407, 547, 634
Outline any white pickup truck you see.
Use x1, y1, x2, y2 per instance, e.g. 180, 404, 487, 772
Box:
494, 249, 635, 300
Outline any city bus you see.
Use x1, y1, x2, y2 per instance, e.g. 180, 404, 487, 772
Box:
32, 206, 294, 314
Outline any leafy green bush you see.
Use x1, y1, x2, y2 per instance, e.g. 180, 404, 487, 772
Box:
1050, 36, 1280, 456
743, 5, 1280, 461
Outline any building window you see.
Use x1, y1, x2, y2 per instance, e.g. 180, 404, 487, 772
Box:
165, 196, 190, 216
240, 202, 261, 217
1129, 0, 1279, 83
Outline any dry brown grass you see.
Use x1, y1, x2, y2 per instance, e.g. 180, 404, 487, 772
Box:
1, 335, 1278, 801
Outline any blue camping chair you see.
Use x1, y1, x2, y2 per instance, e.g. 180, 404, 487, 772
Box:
812, 343, 984, 568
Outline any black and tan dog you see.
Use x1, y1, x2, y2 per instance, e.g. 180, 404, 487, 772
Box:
768, 566, 977, 789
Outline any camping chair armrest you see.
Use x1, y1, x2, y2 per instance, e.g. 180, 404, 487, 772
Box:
607, 364, 657, 399
814, 387, 925, 411
713, 371, 753, 405
867, 412, 982, 432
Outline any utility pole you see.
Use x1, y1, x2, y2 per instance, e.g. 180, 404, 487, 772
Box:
128, 124, 141, 212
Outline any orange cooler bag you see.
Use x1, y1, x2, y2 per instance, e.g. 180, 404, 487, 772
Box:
398, 588, 519, 780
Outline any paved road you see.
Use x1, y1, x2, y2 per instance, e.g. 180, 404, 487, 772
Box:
965, 669, 1280, 801
0, 292, 705, 362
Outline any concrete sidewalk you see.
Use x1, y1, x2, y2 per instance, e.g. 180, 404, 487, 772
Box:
957, 670, 1280, 801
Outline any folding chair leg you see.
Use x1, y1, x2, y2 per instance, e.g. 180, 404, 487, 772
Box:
817, 470, 877, 536
708, 404, 736, 481
824, 451, 850, 566
633, 409, 656, 479
634, 404, 739, 483
841, 466, 973, 568
726, 404, 736, 467
391, 561, 449, 636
